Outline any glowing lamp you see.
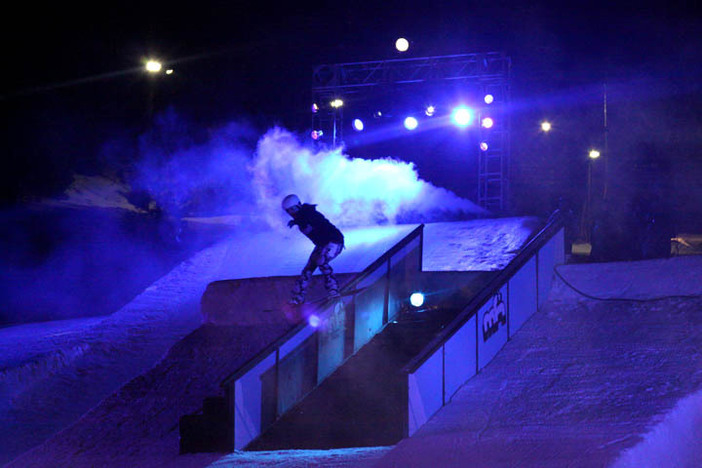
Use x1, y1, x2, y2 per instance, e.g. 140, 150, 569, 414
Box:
451, 106, 473, 127
410, 292, 425, 308
425, 105, 436, 117
404, 116, 418, 130
480, 141, 489, 151
311, 103, 319, 113
352, 119, 364, 131
311, 130, 323, 140
481, 117, 494, 129
330, 98, 344, 108
395, 37, 410, 52
589, 149, 601, 159
145, 60, 162, 73
541, 121, 552, 132
165, 69, 174, 75
308, 314, 321, 328
484, 94, 494, 104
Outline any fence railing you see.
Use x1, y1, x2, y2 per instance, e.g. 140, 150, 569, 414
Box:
404, 215, 565, 436
221, 224, 425, 450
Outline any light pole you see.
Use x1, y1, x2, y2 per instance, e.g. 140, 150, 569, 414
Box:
144, 59, 163, 123
586, 149, 601, 242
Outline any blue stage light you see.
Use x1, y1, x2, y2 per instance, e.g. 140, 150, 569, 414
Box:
404, 116, 418, 130
451, 106, 473, 127
308, 314, 321, 328
410, 292, 425, 307
352, 119, 364, 131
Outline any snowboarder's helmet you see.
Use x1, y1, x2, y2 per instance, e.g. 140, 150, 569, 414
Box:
282, 194, 301, 211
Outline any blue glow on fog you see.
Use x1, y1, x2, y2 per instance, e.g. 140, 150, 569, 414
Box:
252, 127, 485, 228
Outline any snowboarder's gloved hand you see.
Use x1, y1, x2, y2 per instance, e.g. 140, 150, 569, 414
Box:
287, 219, 297, 228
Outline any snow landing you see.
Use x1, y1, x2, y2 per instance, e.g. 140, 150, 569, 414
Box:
1, 216, 537, 466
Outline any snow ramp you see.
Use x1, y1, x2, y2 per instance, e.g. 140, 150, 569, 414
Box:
181, 217, 565, 452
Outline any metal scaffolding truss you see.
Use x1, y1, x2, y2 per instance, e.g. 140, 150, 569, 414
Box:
311, 52, 511, 212
313, 52, 510, 90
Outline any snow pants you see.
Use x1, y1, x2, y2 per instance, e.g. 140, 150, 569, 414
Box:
291, 242, 343, 304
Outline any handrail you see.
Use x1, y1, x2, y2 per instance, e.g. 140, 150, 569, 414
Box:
404, 213, 564, 374
221, 223, 425, 388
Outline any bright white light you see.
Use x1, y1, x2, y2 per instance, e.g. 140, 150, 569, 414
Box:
373, 110, 383, 119
165, 69, 174, 75
541, 121, 552, 132
480, 141, 489, 151
311, 103, 319, 113
425, 105, 436, 117
589, 149, 601, 159
481, 117, 494, 129
484, 94, 494, 104
353, 118, 364, 131
395, 37, 410, 52
145, 60, 162, 73
308, 314, 321, 328
451, 106, 473, 127
404, 116, 418, 130
410, 292, 425, 307
330, 98, 344, 108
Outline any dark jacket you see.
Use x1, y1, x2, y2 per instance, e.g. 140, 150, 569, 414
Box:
290, 204, 344, 247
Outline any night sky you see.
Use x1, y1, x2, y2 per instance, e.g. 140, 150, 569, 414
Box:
1, 0, 700, 206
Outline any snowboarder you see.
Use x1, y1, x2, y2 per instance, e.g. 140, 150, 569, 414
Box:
282, 194, 344, 305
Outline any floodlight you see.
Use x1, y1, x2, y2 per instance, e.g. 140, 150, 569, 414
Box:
404, 116, 418, 130
395, 37, 410, 52
480, 141, 489, 151
330, 98, 344, 108
484, 94, 494, 104
352, 118, 364, 131
451, 106, 473, 127
541, 121, 552, 132
481, 117, 494, 129
145, 60, 162, 73
410, 292, 425, 308
589, 149, 601, 159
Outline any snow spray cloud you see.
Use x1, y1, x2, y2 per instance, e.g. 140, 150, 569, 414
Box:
251, 127, 486, 228
129, 109, 258, 217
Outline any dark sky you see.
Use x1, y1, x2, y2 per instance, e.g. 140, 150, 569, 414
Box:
1, 0, 700, 202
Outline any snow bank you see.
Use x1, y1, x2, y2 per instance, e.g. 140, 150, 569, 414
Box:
612, 389, 702, 468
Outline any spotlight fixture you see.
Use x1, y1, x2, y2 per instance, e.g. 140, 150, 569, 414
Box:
481, 117, 494, 129
311, 103, 319, 113
541, 121, 552, 132
145, 60, 162, 73
311, 130, 324, 140
404, 116, 418, 130
425, 105, 436, 117
589, 149, 601, 159
395, 37, 410, 52
352, 119, 364, 131
410, 292, 425, 308
451, 106, 473, 127
480, 141, 489, 151
330, 98, 344, 108
484, 94, 494, 104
